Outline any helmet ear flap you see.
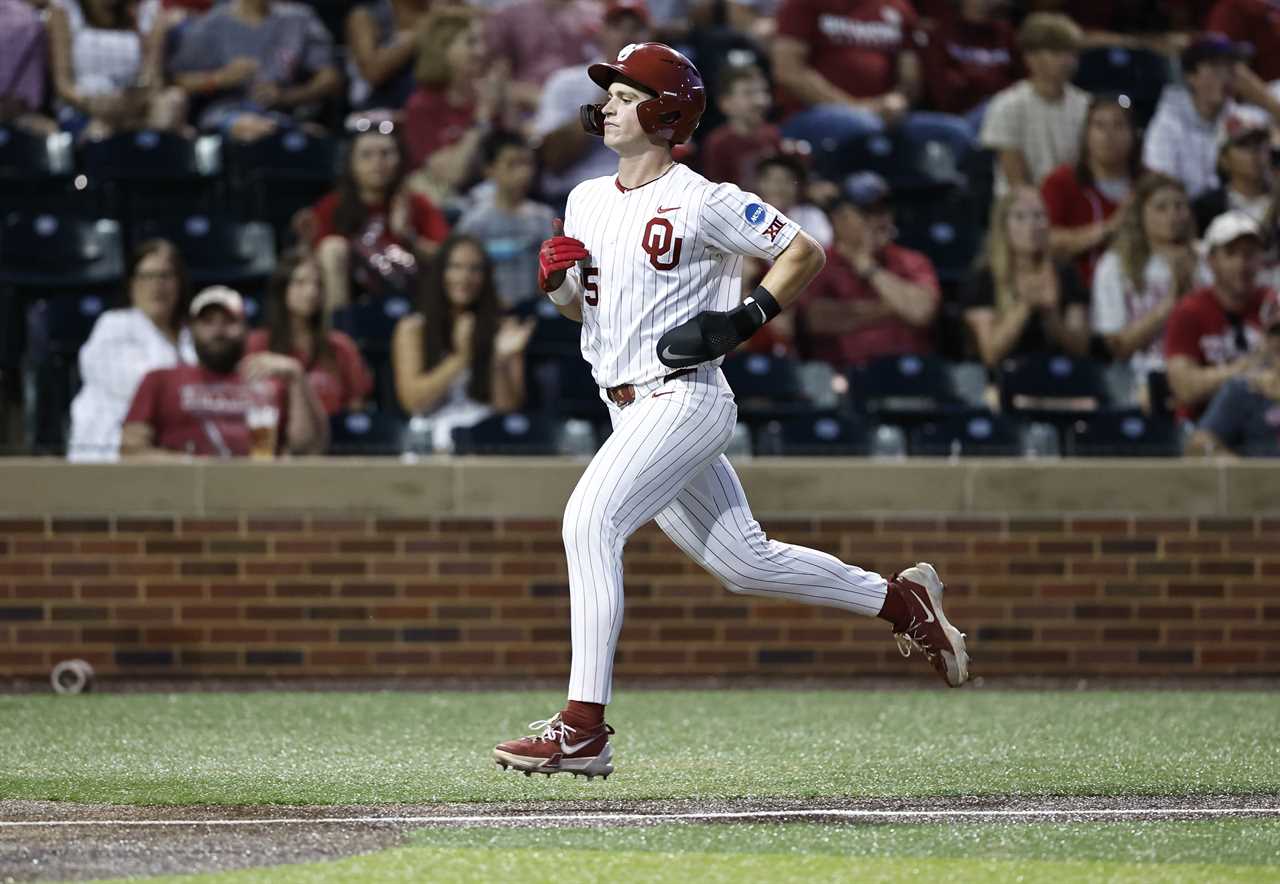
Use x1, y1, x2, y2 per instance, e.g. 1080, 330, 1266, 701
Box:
580, 103, 606, 137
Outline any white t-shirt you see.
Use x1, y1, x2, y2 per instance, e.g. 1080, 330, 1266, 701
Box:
979, 80, 1090, 196
532, 64, 618, 201
563, 162, 799, 388
1090, 249, 1211, 381
68, 308, 196, 462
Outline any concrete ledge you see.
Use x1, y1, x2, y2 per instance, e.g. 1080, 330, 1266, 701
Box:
1, 457, 1276, 516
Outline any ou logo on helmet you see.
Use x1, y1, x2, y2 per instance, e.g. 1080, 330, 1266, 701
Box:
642, 217, 683, 271
617, 43, 638, 61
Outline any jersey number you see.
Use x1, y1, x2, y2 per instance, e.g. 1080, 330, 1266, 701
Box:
584, 266, 599, 306
642, 217, 683, 271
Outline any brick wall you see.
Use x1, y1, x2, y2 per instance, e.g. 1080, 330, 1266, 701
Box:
2, 513, 1277, 679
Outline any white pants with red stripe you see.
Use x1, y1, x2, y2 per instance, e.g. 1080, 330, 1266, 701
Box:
563, 365, 889, 704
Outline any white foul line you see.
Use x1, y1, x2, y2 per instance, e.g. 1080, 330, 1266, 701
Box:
2, 808, 1279, 827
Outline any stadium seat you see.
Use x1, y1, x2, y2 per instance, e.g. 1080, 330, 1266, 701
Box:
721, 352, 812, 424
1073, 47, 1171, 127
893, 194, 983, 283
998, 354, 1109, 426
80, 130, 223, 220
1065, 409, 1181, 457
849, 353, 964, 425
0, 128, 76, 212
525, 352, 606, 422
754, 411, 872, 456
224, 130, 339, 235
328, 410, 405, 456
909, 409, 1025, 457
0, 213, 124, 291
813, 125, 971, 194
133, 214, 275, 290
452, 412, 561, 455
515, 298, 582, 358
333, 295, 413, 356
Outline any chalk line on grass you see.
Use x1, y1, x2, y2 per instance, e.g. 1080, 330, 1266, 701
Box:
4, 807, 1280, 828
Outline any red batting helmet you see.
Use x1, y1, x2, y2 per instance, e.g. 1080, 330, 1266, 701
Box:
579, 42, 706, 145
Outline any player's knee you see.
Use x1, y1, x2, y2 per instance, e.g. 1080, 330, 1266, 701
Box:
562, 504, 609, 557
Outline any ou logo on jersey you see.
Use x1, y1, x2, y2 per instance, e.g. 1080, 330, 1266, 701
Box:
642, 217, 683, 271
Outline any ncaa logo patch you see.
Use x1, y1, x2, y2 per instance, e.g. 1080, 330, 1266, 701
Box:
744, 203, 767, 225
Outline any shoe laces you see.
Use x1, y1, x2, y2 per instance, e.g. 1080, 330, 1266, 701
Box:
894, 616, 934, 660
526, 713, 575, 744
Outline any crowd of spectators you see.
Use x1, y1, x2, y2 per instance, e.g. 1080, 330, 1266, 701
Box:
2, 0, 1280, 459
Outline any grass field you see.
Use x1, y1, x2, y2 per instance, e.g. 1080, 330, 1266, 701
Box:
2, 688, 1278, 882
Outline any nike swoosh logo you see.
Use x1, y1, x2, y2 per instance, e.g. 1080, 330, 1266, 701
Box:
652, 391, 675, 398
745, 297, 768, 324
910, 589, 936, 623
657, 206, 681, 213
661, 345, 699, 362
561, 737, 596, 754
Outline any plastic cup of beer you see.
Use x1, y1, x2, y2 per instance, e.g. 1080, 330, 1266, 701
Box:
246, 385, 279, 461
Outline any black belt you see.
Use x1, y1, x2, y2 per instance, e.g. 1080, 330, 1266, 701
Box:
605, 368, 695, 408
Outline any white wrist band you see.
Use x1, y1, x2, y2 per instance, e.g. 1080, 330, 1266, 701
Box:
547, 276, 578, 306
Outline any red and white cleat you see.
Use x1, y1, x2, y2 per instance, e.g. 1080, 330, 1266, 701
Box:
886, 562, 970, 687
493, 713, 615, 779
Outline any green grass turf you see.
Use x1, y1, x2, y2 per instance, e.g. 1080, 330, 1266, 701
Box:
1, 689, 1277, 804
95, 821, 1280, 883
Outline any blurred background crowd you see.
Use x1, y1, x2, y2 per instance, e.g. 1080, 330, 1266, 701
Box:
2, 0, 1280, 461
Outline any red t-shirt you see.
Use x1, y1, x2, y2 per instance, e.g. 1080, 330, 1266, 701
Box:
1040, 164, 1122, 287
1207, 0, 1280, 83
124, 364, 289, 457
775, 0, 920, 114
919, 14, 1018, 115
1164, 286, 1267, 420
797, 243, 939, 369
700, 124, 784, 191
402, 85, 477, 169
245, 330, 373, 416
309, 190, 449, 249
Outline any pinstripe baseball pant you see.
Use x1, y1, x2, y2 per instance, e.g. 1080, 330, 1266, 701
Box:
563, 366, 889, 704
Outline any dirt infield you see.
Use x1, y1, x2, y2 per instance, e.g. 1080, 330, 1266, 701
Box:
3, 796, 1280, 882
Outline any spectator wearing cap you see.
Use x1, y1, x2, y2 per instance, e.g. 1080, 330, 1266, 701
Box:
978, 12, 1090, 197
1187, 288, 1280, 456
795, 172, 940, 370
700, 64, 783, 192
962, 185, 1090, 368
120, 286, 328, 458
1165, 209, 1270, 421
68, 239, 196, 463
1206, 0, 1280, 85
168, 0, 341, 142
1142, 33, 1268, 199
1041, 95, 1142, 287
1191, 105, 1275, 234
531, 0, 648, 211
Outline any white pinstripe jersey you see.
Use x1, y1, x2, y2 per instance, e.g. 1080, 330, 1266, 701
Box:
563, 162, 799, 388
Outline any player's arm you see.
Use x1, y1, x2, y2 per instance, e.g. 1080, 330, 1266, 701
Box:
658, 232, 825, 369
756, 231, 827, 310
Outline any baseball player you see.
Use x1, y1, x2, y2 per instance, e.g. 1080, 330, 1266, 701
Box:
493, 43, 969, 780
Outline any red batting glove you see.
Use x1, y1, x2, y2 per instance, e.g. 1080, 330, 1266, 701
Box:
538, 217, 589, 293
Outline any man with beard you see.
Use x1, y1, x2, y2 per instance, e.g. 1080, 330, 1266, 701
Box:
120, 286, 328, 459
